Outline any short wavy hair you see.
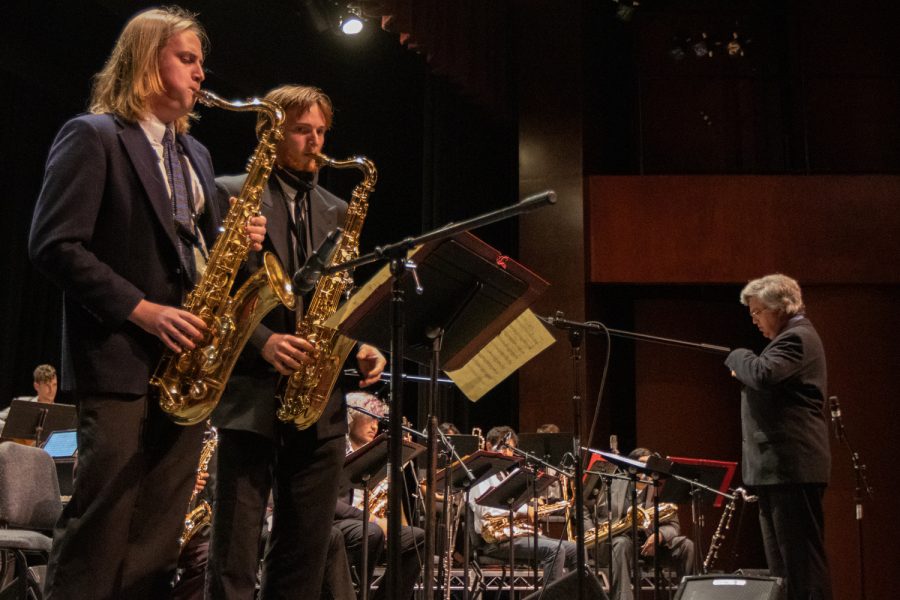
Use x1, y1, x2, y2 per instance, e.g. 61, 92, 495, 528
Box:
89, 7, 208, 134
740, 273, 805, 316
33, 364, 56, 384
486, 426, 518, 450
264, 84, 334, 130
346, 391, 388, 427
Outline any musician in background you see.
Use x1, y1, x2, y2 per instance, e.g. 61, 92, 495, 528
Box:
28, 8, 266, 598
334, 391, 425, 600
725, 274, 832, 600
469, 426, 579, 585
589, 447, 695, 600
206, 85, 385, 599
0, 364, 57, 434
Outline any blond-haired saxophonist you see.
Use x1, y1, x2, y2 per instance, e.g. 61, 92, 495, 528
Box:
27, 7, 265, 599
206, 84, 385, 600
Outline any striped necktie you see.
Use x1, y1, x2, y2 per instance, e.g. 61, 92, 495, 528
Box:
162, 127, 197, 283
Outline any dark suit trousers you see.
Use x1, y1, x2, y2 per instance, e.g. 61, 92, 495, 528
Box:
335, 518, 425, 600
206, 428, 344, 600
45, 393, 204, 600
758, 484, 832, 600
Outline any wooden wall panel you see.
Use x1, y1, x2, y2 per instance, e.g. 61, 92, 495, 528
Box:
586, 175, 900, 284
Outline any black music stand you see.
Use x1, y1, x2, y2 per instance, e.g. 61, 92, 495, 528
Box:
476, 468, 558, 595
0, 401, 76, 446
336, 232, 550, 600
517, 433, 572, 473
343, 433, 425, 600
442, 435, 481, 464
661, 456, 737, 572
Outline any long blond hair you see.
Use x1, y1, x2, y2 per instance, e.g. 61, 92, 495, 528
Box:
89, 6, 208, 133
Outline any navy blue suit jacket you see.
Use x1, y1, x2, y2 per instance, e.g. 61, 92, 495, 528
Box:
29, 113, 221, 395
725, 316, 831, 486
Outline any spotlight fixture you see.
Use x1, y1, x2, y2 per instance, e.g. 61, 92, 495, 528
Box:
339, 6, 364, 35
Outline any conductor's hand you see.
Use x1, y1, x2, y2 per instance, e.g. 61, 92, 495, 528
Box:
356, 344, 386, 388
129, 299, 207, 353
262, 333, 316, 375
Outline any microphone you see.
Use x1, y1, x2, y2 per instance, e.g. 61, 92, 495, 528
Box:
494, 430, 513, 451
829, 396, 842, 441
292, 228, 344, 293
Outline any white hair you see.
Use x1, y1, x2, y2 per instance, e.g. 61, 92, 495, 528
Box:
345, 391, 388, 426
740, 273, 805, 316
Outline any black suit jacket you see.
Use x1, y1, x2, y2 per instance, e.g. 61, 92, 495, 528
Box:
211, 173, 349, 440
29, 114, 221, 395
725, 316, 831, 486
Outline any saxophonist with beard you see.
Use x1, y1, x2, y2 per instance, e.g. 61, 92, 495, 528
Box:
205, 85, 385, 600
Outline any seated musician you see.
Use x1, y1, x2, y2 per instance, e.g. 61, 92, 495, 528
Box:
468, 426, 579, 585
589, 447, 695, 600
334, 391, 425, 600
0, 364, 58, 437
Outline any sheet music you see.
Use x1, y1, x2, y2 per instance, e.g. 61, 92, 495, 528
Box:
323, 246, 421, 330
446, 309, 555, 401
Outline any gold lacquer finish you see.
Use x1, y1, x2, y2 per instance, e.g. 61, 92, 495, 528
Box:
179, 425, 218, 547
481, 500, 571, 544
581, 502, 679, 545
152, 90, 296, 425
276, 152, 377, 429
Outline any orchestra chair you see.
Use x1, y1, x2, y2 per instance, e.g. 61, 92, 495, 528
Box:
0, 442, 63, 599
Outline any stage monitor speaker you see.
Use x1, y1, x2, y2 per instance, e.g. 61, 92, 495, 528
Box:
521, 570, 608, 600
674, 575, 784, 600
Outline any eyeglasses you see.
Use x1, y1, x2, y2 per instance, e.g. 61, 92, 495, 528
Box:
750, 307, 770, 318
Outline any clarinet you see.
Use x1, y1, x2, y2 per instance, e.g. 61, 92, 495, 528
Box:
703, 487, 757, 572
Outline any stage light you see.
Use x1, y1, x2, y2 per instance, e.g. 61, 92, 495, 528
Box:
339, 7, 364, 35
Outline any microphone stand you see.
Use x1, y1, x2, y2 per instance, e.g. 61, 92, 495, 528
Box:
309, 190, 555, 599
832, 397, 873, 600
540, 313, 731, 356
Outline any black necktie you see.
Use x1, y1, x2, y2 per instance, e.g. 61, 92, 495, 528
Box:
162, 127, 197, 282
274, 166, 316, 265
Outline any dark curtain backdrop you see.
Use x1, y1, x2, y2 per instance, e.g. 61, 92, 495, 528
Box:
0, 1, 519, 433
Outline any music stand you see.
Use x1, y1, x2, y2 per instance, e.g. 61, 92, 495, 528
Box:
517, 432, 572, 470
662, 456, 737, 509
0, 401, 76, 446
476, 468, 557, 594
337, 232, 550, 600
343, 433, 425, 600
442, 435, 481, 464
662, 456, 737, 573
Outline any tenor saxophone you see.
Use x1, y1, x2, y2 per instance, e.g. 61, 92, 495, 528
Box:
152, 90, 296, 425
276, 153, 377, 429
